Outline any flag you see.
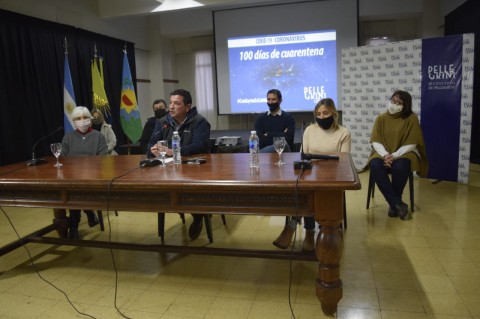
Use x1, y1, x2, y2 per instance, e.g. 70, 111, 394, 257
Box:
119, 51, 142, 143
91, 55, 111, 121
63, 54, 76, 133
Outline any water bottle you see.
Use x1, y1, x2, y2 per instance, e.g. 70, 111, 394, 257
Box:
249, 130, 259, 168
172, 131, 182, 164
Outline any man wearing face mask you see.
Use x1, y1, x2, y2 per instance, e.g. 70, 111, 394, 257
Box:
91, 109, 118, 155
254, 89, 295, 152
273, 98, 351, 251
369, 90, 428, 221
60, 106, 108, 239
140, 99, 167, 154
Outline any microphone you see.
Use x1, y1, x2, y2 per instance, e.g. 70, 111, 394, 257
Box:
301, 153, 339, 160
26, 126, 63, 166
294, 122, 312, 169
139, 158, 162, 167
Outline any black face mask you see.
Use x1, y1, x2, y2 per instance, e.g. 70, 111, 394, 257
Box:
316, 116, 334, 130
92, 117, 103, 126
154, 109, 167, 119
267, 103, 280, 113
92, 123, 102, 131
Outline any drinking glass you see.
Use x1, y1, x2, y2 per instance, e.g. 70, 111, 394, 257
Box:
273, 137, 286, 165
50, 143, 62, 167
157, 140, 168, 165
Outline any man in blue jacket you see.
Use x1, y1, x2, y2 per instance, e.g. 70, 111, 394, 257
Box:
148, 89, 211, 240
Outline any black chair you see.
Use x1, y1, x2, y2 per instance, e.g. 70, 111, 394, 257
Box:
96, 210, 118, 231
157, 212, 227, 244
366, 170, 415, 212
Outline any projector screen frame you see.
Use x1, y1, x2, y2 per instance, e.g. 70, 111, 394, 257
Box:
213, 0, 358, 115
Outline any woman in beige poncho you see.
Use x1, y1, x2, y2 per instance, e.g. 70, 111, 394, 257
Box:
369, 90, 428, 221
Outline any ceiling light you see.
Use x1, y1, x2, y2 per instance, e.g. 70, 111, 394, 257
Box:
152, 0, 204, 12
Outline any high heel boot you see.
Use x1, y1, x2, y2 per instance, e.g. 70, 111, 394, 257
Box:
273, 225, 296, 249
301, 230, 315, 251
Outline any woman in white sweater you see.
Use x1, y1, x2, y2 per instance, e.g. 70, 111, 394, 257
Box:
273, 98, 351, 251
91, 109, 118, 155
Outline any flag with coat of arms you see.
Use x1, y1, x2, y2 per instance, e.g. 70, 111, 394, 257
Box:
119, 50, 142, 143
91, 52, 111, 122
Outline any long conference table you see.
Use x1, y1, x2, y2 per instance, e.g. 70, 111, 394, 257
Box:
0, 152, 360, 315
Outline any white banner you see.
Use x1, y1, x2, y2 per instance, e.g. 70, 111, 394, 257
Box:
341, 34, 474, 183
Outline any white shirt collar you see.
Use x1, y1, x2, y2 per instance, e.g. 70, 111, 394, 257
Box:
267, 108, 283, 116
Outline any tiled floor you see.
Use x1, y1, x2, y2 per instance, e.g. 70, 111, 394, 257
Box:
1, 165, 480, 319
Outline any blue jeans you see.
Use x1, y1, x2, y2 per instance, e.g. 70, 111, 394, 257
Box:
369, 157, 411, 208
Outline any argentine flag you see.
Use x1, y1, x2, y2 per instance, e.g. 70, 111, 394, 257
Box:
64, 54, 76, 133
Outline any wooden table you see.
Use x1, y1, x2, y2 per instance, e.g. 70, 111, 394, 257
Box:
0, 152, 360, 315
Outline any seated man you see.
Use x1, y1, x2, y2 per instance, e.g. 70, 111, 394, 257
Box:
255, 89, 295, 153
147, 89, 211, 240
140, 99, 167, 154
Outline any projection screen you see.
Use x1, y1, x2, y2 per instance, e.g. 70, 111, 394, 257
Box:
214, 0, 358, 115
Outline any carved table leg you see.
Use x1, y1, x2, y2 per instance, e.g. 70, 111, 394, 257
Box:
314, 190, 344, 315
315, 221, 343, 315
53, 209, 69, 238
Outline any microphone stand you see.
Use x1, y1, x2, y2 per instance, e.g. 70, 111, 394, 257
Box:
26, 127, 63, 166
27, 153, 47, 166
294, 122, 312, 169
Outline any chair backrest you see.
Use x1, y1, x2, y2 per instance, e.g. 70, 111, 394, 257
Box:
216, 144, 249, 153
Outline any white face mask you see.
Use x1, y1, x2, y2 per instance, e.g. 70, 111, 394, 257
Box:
387, 102, 403, 115
74, 119, 91, 133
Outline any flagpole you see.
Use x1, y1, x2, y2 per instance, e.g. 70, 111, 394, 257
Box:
64, 37, 68, 55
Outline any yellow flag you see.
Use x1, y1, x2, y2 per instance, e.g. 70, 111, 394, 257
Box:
91, 57, 110, 119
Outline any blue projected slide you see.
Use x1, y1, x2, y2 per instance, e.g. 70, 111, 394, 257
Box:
227, 30, 337, 113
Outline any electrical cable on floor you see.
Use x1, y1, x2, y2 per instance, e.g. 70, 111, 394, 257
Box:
287, 167, 305, 319
1, 206, 98, 319
1, 164, 140, 319
104, 166, 142, 319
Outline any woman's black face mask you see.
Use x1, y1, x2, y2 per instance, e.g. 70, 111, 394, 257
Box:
316, 116, 334, 130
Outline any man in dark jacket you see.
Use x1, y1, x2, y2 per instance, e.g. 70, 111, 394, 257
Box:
147, 89, 211, 240
139, 99, 167, 153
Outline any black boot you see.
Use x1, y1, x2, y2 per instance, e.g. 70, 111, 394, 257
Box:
189, 215, 204, 240
85, 210, 99, 227
68, 210, 81, 239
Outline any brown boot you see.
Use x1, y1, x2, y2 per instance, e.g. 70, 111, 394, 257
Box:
273, 226, 295, 249
302, 230, 315, 252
